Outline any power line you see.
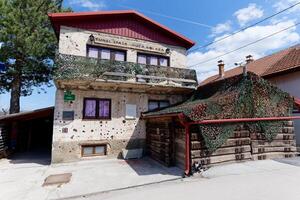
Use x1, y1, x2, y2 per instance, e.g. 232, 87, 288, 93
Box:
188, 1, 300, 53
188, 21, 300, 67
119, 5, 213, 28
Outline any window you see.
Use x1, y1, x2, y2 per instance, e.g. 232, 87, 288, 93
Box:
87, 46, 126, 61
83, 98, 111, 119
82, 145, 106, 157
148, 100, 170, 111
125, 104, 137, 119
137, 53, 169, 66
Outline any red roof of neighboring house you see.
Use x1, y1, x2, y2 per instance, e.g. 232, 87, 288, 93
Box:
48, 10, 195, 49
201, 44, 300, 85
295, 98, 300, 110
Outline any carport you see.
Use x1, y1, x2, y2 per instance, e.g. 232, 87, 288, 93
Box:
0, 107, 54, 162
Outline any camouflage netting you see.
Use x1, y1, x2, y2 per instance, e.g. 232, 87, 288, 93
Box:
144, 72, 295, 152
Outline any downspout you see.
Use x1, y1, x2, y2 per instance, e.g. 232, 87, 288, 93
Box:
178, 113, 191, 176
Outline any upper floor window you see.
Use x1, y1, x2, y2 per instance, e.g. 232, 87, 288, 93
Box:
87, 46, 126, 61
137, 53, 169, 66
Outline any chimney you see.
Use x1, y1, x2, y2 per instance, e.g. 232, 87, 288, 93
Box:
218, 60, 225, 78
245, 55, 254, 64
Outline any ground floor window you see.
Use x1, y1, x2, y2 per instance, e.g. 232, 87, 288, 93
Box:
81, 144, 107, 157
148, 100, 170, 111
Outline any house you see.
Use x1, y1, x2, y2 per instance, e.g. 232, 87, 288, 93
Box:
142, 72, 300, 175
201, 44, 300, 146
48, 10, 198, 163
201, 45, 300, 97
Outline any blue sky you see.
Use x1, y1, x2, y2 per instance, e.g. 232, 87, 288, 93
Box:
1, 0, 299, 111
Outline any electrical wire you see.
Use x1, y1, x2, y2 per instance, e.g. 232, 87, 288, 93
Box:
188, 1, 300, 52
188, 21, 300, 67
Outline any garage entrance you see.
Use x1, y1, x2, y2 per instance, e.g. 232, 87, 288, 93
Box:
0, 107, 54, 164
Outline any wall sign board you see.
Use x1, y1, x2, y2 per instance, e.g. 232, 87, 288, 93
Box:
62, 111, 74, 120
64, 90, 75, 101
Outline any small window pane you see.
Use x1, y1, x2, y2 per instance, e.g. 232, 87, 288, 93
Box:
101, 49, 110, 60
115, 51, 125, 61
99, 100, 110, 118
83, 147, 93, 155
159, 58, 168, 66
84, 99, 96, 117
148, 101, 159, 111
88, 47, 98, 58
160, 101, 170, 108
126, 104, 137, 119
95, 146, 105, 154
150, 56, 158, 65
137, 55, 147, 64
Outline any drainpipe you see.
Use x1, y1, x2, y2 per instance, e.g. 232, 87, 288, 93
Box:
178, 113, 191, 176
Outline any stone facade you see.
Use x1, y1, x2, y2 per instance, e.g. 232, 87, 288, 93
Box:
52, 87, 184, 163
59, 26, 187, 68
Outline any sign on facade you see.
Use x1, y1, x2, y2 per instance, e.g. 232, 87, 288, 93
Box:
64, 90, 75, 101
93, 33, 166, 54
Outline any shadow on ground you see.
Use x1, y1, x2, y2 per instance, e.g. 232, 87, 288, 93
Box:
8, 150, 51, 165
122, 157, 182, 176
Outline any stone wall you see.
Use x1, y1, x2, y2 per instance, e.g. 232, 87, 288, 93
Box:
52, 89, 183, 163
58, 26, 187, 68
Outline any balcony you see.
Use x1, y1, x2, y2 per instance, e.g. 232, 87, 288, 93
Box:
54, 54, 198, 94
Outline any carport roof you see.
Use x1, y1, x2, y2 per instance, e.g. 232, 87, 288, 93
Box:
0, 107, 54, 122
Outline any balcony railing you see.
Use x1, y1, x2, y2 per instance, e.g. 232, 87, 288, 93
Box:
54, 54, 198, 88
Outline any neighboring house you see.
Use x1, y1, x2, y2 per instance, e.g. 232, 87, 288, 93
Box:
201, 44, 300, 146
201, 44, 300, 98
48, 10, 198, 163
143, 72, 298, 174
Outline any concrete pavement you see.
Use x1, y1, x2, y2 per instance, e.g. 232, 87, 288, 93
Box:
73, 159, 300, 200
0, 156, 182, 200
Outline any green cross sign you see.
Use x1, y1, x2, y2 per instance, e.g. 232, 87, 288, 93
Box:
64, 90, 75, 101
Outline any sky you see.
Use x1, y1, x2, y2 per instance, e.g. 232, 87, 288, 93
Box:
1, 0, 300, 111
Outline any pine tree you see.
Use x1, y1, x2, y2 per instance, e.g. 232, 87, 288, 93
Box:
0, 0, 69, 113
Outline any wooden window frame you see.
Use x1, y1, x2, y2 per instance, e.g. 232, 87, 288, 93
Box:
83, 98, 112, 120
86, 45, 127, 61
81, 144, 107, 157
148, 100, 170, 111
137, 52, 170, 66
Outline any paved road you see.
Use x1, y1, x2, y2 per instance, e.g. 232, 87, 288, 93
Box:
73, 159, 300, 200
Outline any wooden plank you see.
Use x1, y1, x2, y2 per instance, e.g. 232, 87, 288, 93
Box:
191, 145, 251, 158
252, 152, 297, 160
193, 152, 252, 165
252, 146, 297, 154
251, 140, 296, 147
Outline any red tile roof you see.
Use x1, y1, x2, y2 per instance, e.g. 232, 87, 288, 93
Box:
201, 44, 300, 85
48, 10, 195, 49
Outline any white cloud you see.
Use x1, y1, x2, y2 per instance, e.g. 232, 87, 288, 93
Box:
211, 21, 232, 36
188, 20, 300, 82
273, 0, 300, 12
234, 3, 264, 26
69, 0, 106, 11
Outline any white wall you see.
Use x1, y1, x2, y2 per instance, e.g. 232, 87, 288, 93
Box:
268, 71, 300, 146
